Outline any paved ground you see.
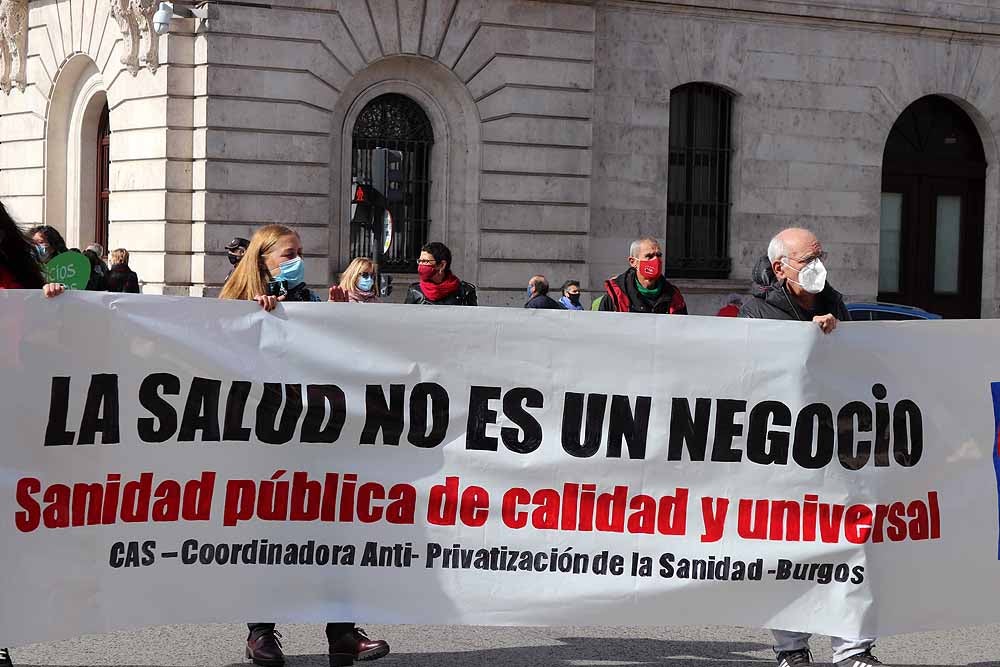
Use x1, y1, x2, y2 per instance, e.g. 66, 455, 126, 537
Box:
9, 623, 1000, 666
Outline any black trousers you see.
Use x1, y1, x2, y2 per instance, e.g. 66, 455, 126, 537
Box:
247, 623, 355, 641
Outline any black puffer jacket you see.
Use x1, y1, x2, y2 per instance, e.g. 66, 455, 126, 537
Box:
405, 281, 478, 306
739, 255, 850, 322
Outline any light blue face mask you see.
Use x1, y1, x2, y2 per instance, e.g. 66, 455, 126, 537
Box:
275, 256, 305, 287
358, 275, 375, 292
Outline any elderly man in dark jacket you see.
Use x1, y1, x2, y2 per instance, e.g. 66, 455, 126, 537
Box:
739, 227, 849, 333
741, 228, 880, 667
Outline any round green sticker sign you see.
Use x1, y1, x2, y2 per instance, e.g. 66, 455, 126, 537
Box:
45, 251, 92, 290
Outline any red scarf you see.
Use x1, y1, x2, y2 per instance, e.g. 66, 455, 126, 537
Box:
420, 272, 461, 302
0, 266, 22, 289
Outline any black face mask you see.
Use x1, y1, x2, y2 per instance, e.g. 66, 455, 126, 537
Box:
568, 294, 581, 305
227, 252, 242, 267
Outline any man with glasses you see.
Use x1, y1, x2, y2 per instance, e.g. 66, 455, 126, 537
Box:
739, 227, 849, 333
598, 236, 687, 314
740, 228, 879, 667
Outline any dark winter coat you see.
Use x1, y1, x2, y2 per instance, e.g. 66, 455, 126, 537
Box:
738, 255, 850, 322
83, 250, 108, 291
525, 294, 565, 310
405, 281, 478, 306
598, 267, 687, 314
106, 265, 140, 293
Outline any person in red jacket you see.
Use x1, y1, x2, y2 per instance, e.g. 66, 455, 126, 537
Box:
598, 236, 687, 315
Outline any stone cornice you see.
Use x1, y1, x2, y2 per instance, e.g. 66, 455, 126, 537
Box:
600, 0, 1000, 39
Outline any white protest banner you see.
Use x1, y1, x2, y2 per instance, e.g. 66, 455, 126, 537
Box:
1, 290, 998, 646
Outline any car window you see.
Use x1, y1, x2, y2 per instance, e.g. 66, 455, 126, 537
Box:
849, 309, 872, 321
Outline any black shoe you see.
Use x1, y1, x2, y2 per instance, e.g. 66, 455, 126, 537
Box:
329, 628, 390, 664
777, 649, 813, 667
246, 629, 285, 666
0, 647, 12, 666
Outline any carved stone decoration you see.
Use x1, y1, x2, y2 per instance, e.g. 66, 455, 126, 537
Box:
111, 0, 162, 75
110, 0, 141, 75
132, 0, 160, 73
0, 0, 29, 94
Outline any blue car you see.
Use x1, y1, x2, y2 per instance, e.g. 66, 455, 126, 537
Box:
846, 302, 942, 321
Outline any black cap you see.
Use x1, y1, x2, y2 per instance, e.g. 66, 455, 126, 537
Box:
225, 237, 249, 252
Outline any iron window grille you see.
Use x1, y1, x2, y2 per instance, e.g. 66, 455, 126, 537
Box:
351, 93, 434, 272
666, 83, 734, 278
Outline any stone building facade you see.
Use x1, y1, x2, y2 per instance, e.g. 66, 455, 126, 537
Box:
2, 0, 999, 317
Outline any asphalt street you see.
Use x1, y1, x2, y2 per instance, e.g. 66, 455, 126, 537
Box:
9, 623, 1000, 666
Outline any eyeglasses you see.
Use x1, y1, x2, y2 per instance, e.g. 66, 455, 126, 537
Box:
787, 251, 828, 265
417, 259, 437, 266
360, 272, 372, 279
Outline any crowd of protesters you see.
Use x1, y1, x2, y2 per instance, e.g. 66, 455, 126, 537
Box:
1, 197, 873, 667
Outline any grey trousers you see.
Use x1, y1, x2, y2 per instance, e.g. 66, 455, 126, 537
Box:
772, 629, 875, 663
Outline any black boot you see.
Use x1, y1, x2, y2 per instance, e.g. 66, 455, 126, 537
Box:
0, 647, 12, 666
246, 629, 285, 666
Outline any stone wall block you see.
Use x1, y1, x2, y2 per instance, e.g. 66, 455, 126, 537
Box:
477, 87, 591, 122
481, 173, 590, 205
467, 56, 592, 100
480, 231, 586, 262
480, 202, 589, 233
482, 116, 592, 146
368, 0, 400, 55
436, 0, 484, 69
482, 144, 591, 176
333, 1, 382, 63
203, 192, 328, 225
483, 1, 594, 31
205, 98, 329, 133
396, 0, 423, 54
420, 0, 455, 57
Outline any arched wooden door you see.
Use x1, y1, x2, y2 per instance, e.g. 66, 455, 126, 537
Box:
879, 96, 986, 319
95, 103, 110, 250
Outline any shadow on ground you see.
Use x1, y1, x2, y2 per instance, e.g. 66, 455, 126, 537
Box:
186, 636, 1000, 667
17, 635, 1000, 667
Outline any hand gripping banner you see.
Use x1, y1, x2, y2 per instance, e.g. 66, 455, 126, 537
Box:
1, 290, 997, 646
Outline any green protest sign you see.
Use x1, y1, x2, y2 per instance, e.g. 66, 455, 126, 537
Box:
45, 251, 91, 290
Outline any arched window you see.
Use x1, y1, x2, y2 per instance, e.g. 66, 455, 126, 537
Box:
351, 93, 434, 270
666, 83, 734, 278
95, 103, 110, 250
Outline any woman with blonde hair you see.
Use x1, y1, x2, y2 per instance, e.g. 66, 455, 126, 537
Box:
106, 248, 141, 293
338, 257, 379, 303
220, 225, 385, 667
220, 224, 348, 309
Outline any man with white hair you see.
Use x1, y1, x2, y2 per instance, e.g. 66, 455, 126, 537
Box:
598, 236, 687, 314
741, 228, 879, 667
739, 227, 848, 331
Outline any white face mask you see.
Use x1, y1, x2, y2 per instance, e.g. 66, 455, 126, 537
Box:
783, 258, 827, 294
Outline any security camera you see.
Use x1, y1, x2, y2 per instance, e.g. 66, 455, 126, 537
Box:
153, 2, 174, 35
153, 2, 209, 35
